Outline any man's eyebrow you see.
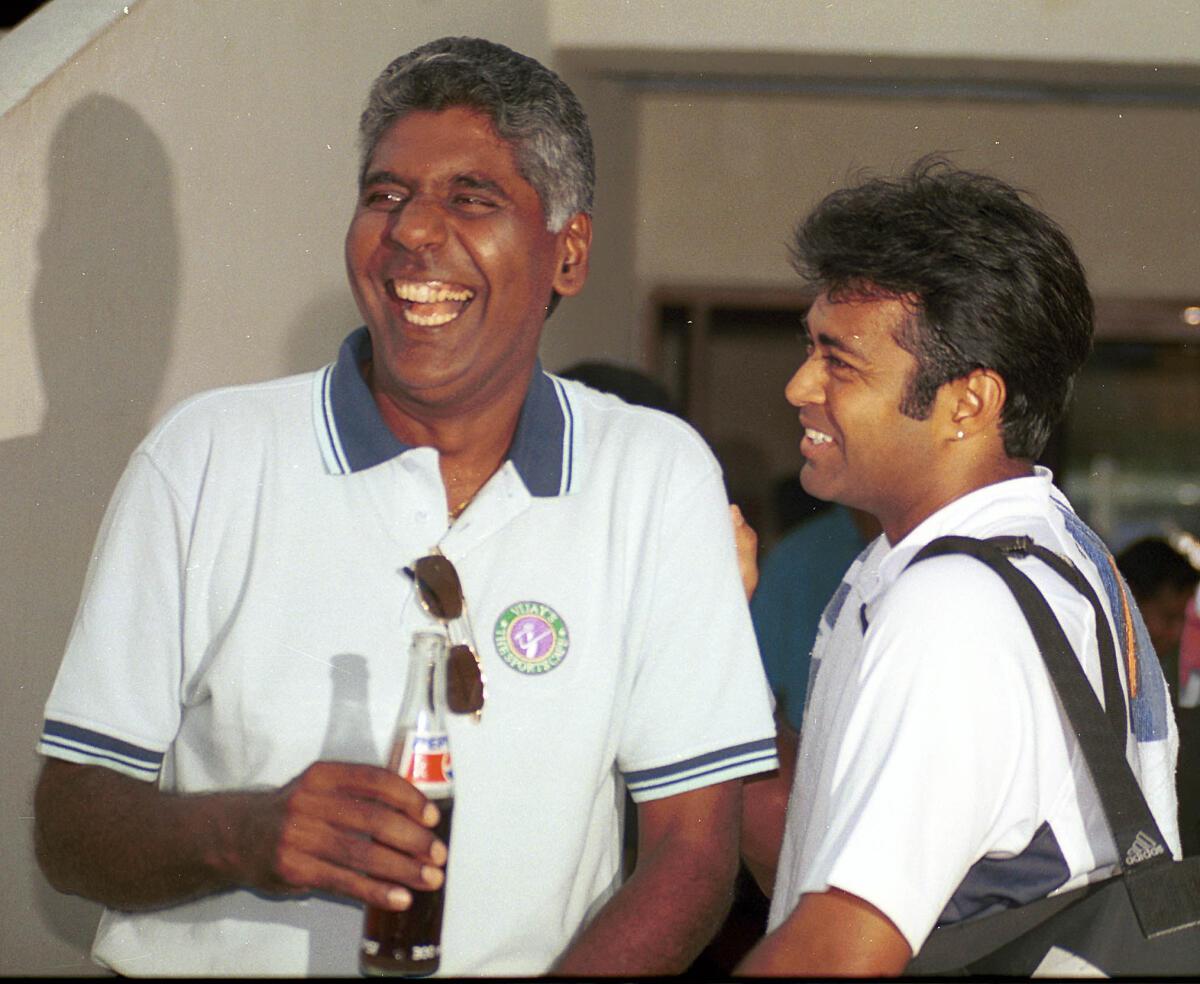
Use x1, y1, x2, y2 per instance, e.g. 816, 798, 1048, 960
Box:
360, 169, 404, 190
815, 330, 866, 359
800, 303, 852, 353
358, 169, 509, 199
451, 173, 509, 198
811, 333, 868, 362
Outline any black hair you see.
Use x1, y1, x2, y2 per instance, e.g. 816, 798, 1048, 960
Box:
556, 361, 679, 416
1116, 537, 1200, 602
790, 157, 1094, 459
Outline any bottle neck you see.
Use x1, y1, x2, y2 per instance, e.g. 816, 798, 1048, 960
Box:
397, 630, 450, 735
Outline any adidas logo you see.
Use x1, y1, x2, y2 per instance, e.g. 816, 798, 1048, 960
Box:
1125, 830, 1166, 865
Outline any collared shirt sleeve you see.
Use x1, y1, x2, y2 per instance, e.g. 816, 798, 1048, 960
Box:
615, 438, 778, 803
37, 448, 188, 781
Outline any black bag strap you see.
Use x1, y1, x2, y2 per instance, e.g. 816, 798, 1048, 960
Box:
914, 535, 1127, 748
905, 535, 1170, 871
1000, 537, 1128, 748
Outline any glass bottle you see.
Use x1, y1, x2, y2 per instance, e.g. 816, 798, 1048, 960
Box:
360, 631, 454, 977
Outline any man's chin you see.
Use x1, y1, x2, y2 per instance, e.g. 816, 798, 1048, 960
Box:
798, 465, 837, 504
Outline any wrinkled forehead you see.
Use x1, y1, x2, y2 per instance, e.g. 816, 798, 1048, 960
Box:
364, 108, 526, 185
369, 106, 541, 195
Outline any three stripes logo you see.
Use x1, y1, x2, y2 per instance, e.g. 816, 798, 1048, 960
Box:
1125, 830, 1166, 865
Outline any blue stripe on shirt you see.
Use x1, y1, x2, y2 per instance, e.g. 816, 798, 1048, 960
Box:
624, 737, 778, 792
40, 719, 164, 769
1055, 503, 1170, 741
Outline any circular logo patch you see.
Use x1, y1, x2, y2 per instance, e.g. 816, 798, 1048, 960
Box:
494, 602, 569, 674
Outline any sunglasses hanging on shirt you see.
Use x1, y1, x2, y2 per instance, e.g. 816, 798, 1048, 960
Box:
405, 550, 487, 719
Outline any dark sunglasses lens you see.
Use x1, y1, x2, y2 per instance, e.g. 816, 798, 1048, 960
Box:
447, 644, 485, 714
413, 556, 464, 620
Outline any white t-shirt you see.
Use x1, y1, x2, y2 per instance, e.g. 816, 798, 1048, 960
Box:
39, 327, 778, 977
768, 470, 1180, 954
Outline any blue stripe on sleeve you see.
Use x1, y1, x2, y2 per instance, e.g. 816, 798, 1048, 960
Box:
624, 737, 776, 785
40, 720, 164, 776
623, 737, 778, 799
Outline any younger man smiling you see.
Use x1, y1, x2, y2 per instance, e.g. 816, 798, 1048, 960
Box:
738, 161, 1180, 976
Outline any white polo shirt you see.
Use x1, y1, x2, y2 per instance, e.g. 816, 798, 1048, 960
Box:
768, 470, 1180, 955
39, 327, 778, 977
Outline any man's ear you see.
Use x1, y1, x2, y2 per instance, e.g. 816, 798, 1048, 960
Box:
552, 212, 592, 298
946, 368, 1007, 441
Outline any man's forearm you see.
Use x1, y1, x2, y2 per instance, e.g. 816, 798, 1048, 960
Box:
34, 760, 267, 910
741, 770, 789, 897
552, 783, 740, 976
735, 888, 911, 977
36, 757, 447, 914
741, 715, 797, 896
552, 832, 737, 974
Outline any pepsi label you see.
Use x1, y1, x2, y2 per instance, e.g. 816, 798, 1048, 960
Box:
398, 731, 453, 797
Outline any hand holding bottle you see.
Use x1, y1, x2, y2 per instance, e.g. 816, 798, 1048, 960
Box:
238, 759, 448, 912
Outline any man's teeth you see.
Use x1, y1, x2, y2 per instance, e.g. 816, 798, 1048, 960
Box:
391, 281, 473, 304
390, 281, 474, 327
405, 309, 460, 327
805, 428, 833, 445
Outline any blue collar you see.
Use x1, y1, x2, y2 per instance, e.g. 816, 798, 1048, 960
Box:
318, 326, 572, 497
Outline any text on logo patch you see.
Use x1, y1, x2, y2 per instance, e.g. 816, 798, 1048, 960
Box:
494, 601, 569, 674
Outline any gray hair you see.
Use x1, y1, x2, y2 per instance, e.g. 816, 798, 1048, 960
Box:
358, 36, 594, 232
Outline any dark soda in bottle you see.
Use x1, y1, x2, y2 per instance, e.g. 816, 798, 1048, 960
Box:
360, 632, 454, 977
360, 799, 453, 976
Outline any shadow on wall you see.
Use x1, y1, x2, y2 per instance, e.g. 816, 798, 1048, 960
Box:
0, 94, 179, 972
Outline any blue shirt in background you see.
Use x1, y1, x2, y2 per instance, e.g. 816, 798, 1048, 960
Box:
750, 505, 869, 731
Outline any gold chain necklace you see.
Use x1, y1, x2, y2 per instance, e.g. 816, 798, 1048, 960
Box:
448, 495, 474, 521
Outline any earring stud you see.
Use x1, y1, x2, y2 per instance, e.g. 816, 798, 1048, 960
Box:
955, 430, 965, 440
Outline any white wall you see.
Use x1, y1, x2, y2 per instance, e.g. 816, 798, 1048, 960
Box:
550, 0, 1200, 66
635, 93, 1200, 296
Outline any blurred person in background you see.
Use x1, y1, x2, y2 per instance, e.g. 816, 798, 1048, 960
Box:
751, 493, 880, 732
1116, 536, 1199, 695
1117, 535, 1200, 857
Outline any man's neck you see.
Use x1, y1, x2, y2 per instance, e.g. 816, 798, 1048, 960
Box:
881, 456, 1035, 546
365, 360, 531, 519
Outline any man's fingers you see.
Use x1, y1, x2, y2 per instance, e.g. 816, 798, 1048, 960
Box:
276, 849, 423, 911
730, 503, 760, 600
251, 761, 449, 907
287, 784, 444, 860
297, 761, 437, 824
274, 813, 444, 897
